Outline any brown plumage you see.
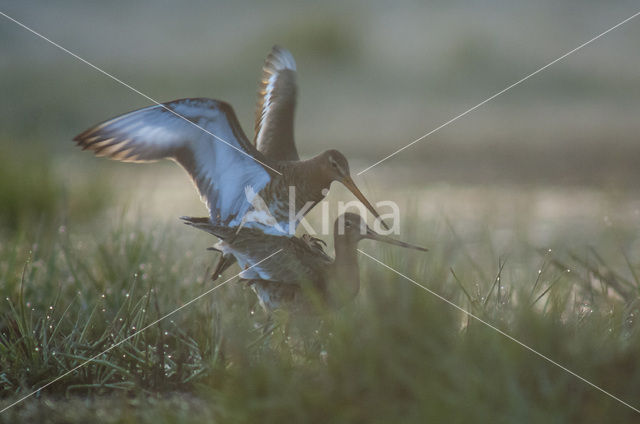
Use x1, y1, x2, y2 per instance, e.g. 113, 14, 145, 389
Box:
73, 47, 387, 236
182, 213, 427, 313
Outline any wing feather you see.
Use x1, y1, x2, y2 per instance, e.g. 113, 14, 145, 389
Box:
234, 236, 326, 285
253, 46, 299, 161
181, 217, 328, 285
74, 98, 274, 226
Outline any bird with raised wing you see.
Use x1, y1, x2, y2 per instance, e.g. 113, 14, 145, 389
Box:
182, 213, 427, 313
74, 46, 385, 237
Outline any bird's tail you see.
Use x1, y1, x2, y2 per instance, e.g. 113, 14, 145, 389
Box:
180, 216, 235, 239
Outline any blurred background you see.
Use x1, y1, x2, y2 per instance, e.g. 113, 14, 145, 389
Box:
3, 3, 640, 421
1, 0, 639, 235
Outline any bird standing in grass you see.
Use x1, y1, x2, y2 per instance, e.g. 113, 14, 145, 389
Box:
182, 213, 428, 313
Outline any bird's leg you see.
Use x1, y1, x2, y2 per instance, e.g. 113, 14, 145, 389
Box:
262, 315, 276, 335
211, 254, 232, 281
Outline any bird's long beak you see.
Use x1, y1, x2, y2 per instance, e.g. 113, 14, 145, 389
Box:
341, 176, 390, 231
364, 226, 428, 251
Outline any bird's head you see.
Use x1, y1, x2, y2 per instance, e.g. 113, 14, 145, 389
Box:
320, 150, 390, 230
335, 212, 428, 251
321, 149, 351, 182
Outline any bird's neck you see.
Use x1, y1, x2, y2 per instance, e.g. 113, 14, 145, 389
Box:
287, 156, 332, 202
329, 236, 360, 306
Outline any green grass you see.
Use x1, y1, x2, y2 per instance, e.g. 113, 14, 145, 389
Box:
0, 144, 112, 234
2, 196, 640, 423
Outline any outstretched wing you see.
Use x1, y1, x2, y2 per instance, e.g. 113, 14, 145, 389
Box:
74, 98, 275, 227
253, 46, 299, 162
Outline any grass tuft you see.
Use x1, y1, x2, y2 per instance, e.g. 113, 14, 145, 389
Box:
1, 200, 640, 422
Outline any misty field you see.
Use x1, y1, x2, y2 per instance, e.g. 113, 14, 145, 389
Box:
3, 1, 640, 422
